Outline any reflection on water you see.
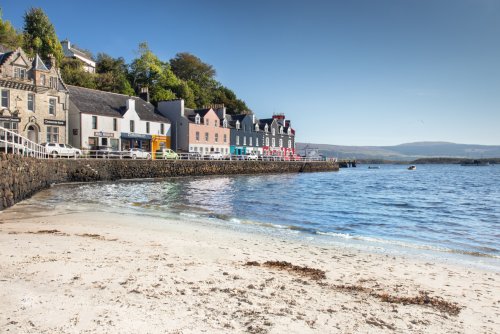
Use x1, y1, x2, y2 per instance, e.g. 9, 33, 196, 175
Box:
17, 165, 500, 264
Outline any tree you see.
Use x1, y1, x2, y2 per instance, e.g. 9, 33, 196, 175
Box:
22, 7, 64, 64
95, 53, 134, 95
170, 52, 216, 83
213, 86, 250, 114
60, 58, 96, 89
0, 9, 23, 49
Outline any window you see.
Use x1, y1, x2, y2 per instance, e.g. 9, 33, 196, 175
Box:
49, 77, 58, 89
272, 128, 275, 135
249, 137, 253, 146
266, 137, 269, 146
1, 90, 9, 108
236, 136, 239, 145
195, 114, 200, 124
272, 138, 276, 147
215, 133, 219, 143
214, 120, 217, 127
196, 131, 200, 141
146, 122, 150, 134
256, 137, 259, 147
280, 127, 283, 134
49, 99, 56, 115
223, 119, 227, 128
27, 94, 35, 112
236, 121, 240, 130
113, 118, 117, 131
130, 120, 135, 132
264, 124, 268, 132
14, 67, 27, 79
243, 136, 246, 145
92, 116, 98, 129
161, 123, 165, 134
205, 132, 209, 142
223, 134, 227, 143
40, 74, 46, 86
206, 119, 209, 126
46, 126, 59, 143
279, 139, 283, 147
255, 124, 259, 131
288, 139, 291, 148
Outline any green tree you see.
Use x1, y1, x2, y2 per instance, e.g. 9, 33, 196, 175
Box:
95, 53, 134, 95
170, 52, 216, 83
213, 86, 250, 114
22, 7, 64, 64
60, 58, 96, 89
0, 9, 23, 49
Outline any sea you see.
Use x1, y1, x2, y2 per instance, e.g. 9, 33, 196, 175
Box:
14, 164, 500, 269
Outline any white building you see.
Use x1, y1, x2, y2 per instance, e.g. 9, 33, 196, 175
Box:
68, 85, 171, 153
61, 40, 96, 73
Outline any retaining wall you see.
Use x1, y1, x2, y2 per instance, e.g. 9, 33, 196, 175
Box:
0, 154, 338, 210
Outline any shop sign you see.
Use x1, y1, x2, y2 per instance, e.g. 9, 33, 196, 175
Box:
121, 132, 152, 140
44, 119, 66, 126
0, 116, 21, 122
94, 131, 114, 137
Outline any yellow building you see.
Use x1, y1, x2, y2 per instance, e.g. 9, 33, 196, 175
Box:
151, 135, 171, 159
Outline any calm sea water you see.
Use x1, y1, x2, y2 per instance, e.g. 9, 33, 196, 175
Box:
22, 164, 500, 264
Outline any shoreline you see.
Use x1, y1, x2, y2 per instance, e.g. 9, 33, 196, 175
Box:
1, 206, 499, 333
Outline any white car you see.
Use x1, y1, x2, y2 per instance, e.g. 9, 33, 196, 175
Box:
43, 143, 82, 158
205, 151, 224, 160
245, 153, 258, 160
125, 148, 151, 159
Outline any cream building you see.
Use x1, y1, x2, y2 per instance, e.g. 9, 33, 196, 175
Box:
0, 47, 69, 144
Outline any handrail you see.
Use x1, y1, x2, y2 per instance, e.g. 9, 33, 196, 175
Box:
0, 125, 48, 159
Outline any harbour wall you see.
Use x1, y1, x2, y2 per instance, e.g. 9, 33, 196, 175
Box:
0, 154, 338, 210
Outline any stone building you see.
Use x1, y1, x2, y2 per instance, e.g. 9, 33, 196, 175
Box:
0, 47, 69, 144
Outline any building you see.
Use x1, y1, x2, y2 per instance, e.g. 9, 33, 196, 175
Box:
0, 47, 69, 144
259, 113, 295, 157
226, 113, 262, 155
157, 99, 230, 155
68, 85, 171, 153
61, 40, 96, 73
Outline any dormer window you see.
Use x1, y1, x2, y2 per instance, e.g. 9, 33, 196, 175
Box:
236, 120, 240, 130
272, 127, 275, 135
288, 128, 292, 135
223, 119, 228, 128
264, 124, 268, 132
255, 123, 259, 131
195, 114, 200, 124
14, 67, 27, 80
280, 126, 284, 134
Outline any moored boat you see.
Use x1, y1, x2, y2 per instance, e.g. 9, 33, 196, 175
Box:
408, 165, 416, 170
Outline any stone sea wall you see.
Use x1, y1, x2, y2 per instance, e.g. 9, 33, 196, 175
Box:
0, 154, 338, 210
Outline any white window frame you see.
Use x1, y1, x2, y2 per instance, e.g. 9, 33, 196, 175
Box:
49, 98, 56, 115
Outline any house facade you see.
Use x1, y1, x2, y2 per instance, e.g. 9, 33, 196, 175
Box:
227, 114, 262, 155
259, 114, 295, 157
61, 40, 96, 73
0, 47, 69, 144
68, 85, 171, 153
158, 99, 230, 155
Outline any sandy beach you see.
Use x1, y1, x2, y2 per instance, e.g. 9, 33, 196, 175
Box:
0, 207, 499, 333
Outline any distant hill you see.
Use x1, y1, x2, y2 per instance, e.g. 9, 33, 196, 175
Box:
296, 141, 500, 160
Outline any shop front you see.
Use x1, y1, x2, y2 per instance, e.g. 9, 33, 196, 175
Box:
151, 135, 171, 159
87, 131, 118, 150
121, 132, 152, 151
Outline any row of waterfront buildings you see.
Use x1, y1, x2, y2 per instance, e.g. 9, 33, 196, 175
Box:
0, 46, 296, 157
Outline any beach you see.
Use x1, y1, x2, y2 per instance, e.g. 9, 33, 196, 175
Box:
0, 207, 498, 333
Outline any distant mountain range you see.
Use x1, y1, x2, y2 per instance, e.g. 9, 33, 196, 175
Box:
296, 141, 500, 161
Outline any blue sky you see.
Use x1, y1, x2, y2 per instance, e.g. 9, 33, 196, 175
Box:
3, 0, 499, 146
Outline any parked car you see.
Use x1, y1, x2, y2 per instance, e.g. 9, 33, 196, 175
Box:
185, 151, 203, 160
90, 145, 113, 158
155, 148, 178, 160
205, 151, 224, 160
43, 143, 82, 158
124, 148, 151, 159
244, 153, 258, 160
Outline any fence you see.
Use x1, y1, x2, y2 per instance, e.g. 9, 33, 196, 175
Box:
0, 126, 48, 159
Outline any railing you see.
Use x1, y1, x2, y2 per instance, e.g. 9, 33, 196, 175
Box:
0, 126, 48, 159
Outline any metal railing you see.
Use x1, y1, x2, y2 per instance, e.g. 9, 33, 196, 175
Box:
0, 126, 48, 159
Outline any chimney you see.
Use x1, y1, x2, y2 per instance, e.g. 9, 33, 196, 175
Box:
214, 104, 226, 120
47, 54, 57, 69
126, 98, 135, 111
139, 87, 150, 103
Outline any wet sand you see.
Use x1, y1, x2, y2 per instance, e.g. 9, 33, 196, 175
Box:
0, 208, 499, 333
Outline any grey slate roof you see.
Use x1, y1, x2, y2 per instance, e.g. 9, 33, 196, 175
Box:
33, 54, 49, 71
68, 85, 170, 123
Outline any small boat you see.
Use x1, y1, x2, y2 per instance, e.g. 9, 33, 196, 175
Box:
408, 165, 416, 170
368, 166, 380, 169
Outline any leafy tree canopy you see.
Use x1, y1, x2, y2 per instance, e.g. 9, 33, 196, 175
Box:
60, 58, 96, 89
22, 7, 64, 65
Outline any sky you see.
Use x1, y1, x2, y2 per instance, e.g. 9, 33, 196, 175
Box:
2, 0, 500, 146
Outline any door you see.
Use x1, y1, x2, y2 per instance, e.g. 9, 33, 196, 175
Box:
27, 126, 38, 143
